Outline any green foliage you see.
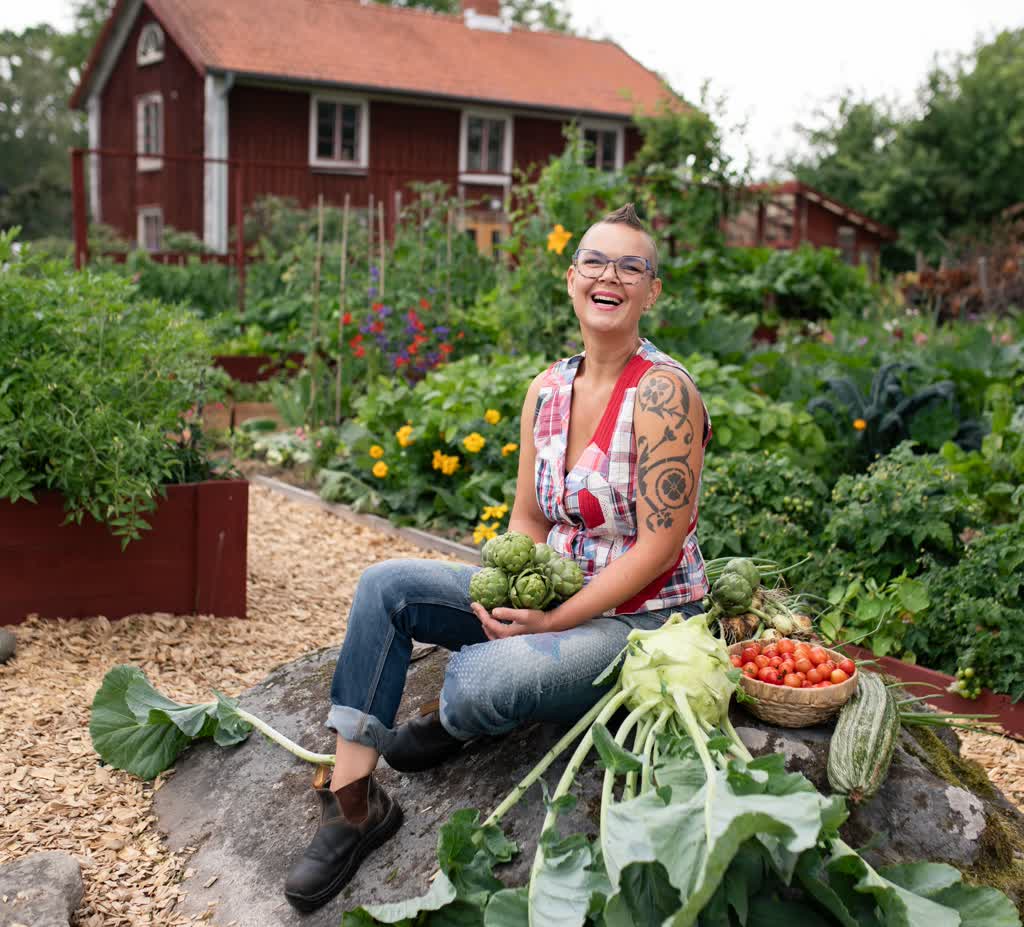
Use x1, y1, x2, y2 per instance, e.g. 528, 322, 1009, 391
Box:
808, 362, 977, 472
316, 353, 539, 533
0, 232, 226, 544
790, 28, 1024, 265
698, 451, 830, 565
125, 251, 238, 319
810, 443, 983, 593
906, 520, 1024, 700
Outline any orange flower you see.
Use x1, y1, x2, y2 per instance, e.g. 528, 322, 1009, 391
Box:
853, 418, 867, 431
547, 224, 573, 255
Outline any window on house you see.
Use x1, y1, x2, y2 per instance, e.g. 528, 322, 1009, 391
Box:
136, 93, 163, 171
310, 95, 368, 168
838, 225, 857, 264
466, 116, 506, 173
137, 23, 164, 66
583, 127, 621, 172
137, 207, 163, 251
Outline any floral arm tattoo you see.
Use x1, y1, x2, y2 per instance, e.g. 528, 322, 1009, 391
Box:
636, 372, 697, 533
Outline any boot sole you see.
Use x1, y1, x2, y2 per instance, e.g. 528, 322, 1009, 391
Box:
284, 799, 404, 913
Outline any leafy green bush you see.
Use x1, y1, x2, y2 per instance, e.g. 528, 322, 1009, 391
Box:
905, 520, 1024, 700
808, 442, 982, 594
0, 231, 226, 544
697, 451, 830, 565
317, 353, 542, 536
125, 250, 237, 319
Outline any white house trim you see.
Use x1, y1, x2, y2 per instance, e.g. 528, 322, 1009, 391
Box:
580, 118, 625, 171
203, 73, 231, 253
459, 108, 514, 186
80, 0, 144, 105
137, 205, 163, 251
87, 97, 101, 221
308, 92, 370, 171
136, 22, 165, 66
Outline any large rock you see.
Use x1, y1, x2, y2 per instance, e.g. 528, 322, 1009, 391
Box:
153, 648, 1024, 926
0, 851, 83, 927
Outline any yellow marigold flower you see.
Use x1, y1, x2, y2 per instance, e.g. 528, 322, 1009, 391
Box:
481, 504, 509, 522
484, 409, 502, 425
369, 444, 385, 459
853, 418, 867, 432
473, 522, 499, 545
501, 442, 518, 457
442, 455, 460, 475
463, 432, 485, 454
395, 425, 415, 448
372, 461, 389, 478
432, 449, 445, 470
547, 224, 573, 255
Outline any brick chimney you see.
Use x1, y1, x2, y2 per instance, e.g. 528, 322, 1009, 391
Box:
463, 0, 509, 31
464, 0, 501, 15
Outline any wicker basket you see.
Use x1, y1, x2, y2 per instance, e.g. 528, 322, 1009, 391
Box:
729, 640, 858, 728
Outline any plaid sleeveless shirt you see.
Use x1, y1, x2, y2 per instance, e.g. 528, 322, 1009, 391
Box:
533, 339, 711, 616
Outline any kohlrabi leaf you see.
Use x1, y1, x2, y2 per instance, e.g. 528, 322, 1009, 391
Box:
89, 665, 253, 780
602, 754, 836, 927
592, 723, 643, 774
746, 895, 838, 926
356, 869, 458, 923
90, 665, 197, 780
880, 862, 1021, 927
528, 829, 607, 927
602, 861, 681, 927
483, 887, 529, 927
593, 646, 627, 686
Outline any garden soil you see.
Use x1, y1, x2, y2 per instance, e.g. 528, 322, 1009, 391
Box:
1, 482, 1023, 925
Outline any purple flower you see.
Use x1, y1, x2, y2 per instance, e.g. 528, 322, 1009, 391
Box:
433, 325, 449, 337
427, 286, 436, 295
368, 286, 378, 297
375, 334, 389, 348
379, 306, 392, 318
360, 321, 372, 334
855, 336, 869, 348
405, 323, 418, 335
370, 265, 380, 279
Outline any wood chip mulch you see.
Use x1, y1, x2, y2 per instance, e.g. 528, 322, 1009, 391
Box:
0, 484, 455, 926
1, 483, 1022, 924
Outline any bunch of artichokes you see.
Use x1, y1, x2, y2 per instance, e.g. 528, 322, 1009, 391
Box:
469, 532, 584, 611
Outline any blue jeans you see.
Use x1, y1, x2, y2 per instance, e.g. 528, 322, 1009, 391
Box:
326, 558, 702, 753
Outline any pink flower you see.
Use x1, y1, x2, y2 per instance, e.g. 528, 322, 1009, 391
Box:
913, 332, 929, 346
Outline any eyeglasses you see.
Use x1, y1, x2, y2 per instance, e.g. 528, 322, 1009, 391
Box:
572, 249, 653, 284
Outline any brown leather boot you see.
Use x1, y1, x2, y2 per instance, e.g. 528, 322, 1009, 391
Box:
284, 767, 403, 913
383, 710, 466, 773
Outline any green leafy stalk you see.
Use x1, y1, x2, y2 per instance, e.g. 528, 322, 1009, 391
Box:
232, 706, 335, 765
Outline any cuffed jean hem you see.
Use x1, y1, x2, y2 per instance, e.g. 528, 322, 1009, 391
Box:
327, 704, 397, 755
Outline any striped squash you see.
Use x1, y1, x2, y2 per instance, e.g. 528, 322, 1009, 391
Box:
827, 671, 900, 803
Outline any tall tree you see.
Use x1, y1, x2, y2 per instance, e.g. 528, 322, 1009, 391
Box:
789, 28, 1024, 266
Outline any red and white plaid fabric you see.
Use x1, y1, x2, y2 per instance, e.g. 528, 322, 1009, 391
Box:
533, 339, 711, 616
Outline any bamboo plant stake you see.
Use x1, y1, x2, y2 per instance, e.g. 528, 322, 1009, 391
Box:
377, 200, 386, 301
446, 205, 453, 321
367, 193, 375, 299
308, 193, 325, 428
335, 193, 350, 425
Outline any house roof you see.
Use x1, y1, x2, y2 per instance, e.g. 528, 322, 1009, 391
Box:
71, 0, 678, 118
748, 180, 898, 241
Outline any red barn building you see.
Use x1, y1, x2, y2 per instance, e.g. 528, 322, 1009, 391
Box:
70, 0, 675, 254
725, 180, 897, 278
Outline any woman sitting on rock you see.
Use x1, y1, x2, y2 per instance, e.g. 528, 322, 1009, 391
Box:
284, 203, 712, 913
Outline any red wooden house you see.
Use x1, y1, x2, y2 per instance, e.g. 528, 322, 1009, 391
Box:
70, 0, 675, 255
724, 180, 897, 278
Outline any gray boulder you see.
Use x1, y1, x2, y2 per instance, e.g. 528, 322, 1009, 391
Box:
0, 628, 15, 664
0, 851, 83, 927
153, 648, 1024, 926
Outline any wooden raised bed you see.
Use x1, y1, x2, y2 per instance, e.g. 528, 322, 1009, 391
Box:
0, 480, 248, 626
213, 354, 304, 383
845, 644, 1024, 737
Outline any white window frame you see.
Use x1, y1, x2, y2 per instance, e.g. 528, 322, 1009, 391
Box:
136, 92, 163, 171
136, 23, 165, 67
459, 109, 513, 186
308, 92, 369, 171
137, 206, 163, 251
580, 119, 624, 172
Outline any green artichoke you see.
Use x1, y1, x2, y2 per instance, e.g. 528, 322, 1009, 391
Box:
480, 536, 500, 568
509, 569, 554, 610
533, 543, 559, 570
722, 557, 760, 591
490, 531, 536, 575
544, 557, 584, 602
469, 567, 510, 610
710, 572, 753, 616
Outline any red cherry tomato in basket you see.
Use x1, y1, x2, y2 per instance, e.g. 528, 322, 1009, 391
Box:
838, 658, 856, 676
730, 654, 743, 668
783, 674, 802, 688
830, 669, 850, 684
742, 662, 758, 677
757, 666, 780, 684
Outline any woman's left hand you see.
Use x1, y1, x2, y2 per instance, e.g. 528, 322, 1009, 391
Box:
470, 602, 550, 640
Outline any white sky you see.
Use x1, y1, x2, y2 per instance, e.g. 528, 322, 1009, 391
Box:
5, 0, 1023, 179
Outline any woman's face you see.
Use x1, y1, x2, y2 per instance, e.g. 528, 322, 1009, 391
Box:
566, 222, 661, 338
